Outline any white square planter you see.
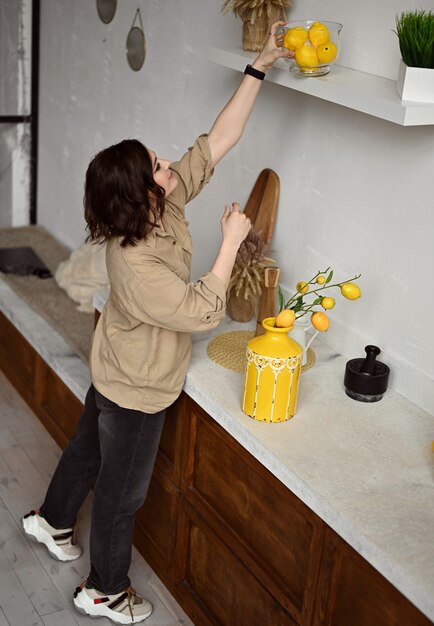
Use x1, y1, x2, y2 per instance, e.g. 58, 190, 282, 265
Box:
397, 59, 434, 103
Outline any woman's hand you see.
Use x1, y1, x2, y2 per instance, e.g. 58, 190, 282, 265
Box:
221, 202, 251, 249
210, 203, 251, 288
253, 20, 294, 72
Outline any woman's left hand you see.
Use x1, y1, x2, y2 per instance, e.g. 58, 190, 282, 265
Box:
253, 21, 294, 72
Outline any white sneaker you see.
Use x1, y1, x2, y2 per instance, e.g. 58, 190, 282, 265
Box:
73, 581, 153, 624
21, 509, 82, 561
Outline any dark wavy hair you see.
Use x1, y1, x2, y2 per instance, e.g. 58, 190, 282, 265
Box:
84, 139, 165, 247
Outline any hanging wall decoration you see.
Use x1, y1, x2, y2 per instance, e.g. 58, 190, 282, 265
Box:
126, 8, 146, 71
96, 0, 117, 24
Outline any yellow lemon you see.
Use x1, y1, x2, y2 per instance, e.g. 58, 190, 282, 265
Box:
308, 22, 330, 48
296, 281, 309, 294
295, 44, 319, 68
341, 283, 361, 300
321, 297, 335, 310
317, 41, 338, 64
275, 309, 296, 329
311, 311, 330, 332
283, 26, 308, 51
316, 275, 326, 284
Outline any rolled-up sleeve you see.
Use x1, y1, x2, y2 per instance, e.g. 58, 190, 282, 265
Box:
168, 135, 214, 210
122, 263, 226, 333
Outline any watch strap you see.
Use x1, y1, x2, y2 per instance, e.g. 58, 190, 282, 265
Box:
244, 64, 265, 80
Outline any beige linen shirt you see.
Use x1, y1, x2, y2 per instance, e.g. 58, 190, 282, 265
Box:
90, 135, 226, 412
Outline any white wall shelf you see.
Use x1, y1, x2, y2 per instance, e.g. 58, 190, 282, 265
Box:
207, 46, 434, 127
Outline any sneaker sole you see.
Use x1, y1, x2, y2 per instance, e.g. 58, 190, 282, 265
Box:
73, 591, 153, 624
21, 516, 81, 562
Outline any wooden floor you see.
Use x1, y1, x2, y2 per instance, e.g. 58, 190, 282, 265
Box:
0, 370, 193, 626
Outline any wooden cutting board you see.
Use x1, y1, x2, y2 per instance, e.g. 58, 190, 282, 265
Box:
243, 168, 279, 252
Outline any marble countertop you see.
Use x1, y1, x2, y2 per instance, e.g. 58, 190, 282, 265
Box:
2, 280, 434, 621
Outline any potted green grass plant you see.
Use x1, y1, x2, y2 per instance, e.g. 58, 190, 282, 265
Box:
395, 9, 434, 102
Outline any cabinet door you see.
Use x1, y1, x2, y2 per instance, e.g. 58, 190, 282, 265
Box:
175, 501, 299, 626
156, 393, 186, 487
182, 401, 324, 625
0, 311, 36, 399
135, 466, 180, 581
135, 393, 186, 579
41, 367, 83, 445
313, 528, 432, 626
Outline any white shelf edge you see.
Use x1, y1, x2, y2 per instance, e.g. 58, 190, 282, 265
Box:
207, 46, 434, 127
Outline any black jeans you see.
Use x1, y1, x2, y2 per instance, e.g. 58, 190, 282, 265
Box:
40, 385, 166, 594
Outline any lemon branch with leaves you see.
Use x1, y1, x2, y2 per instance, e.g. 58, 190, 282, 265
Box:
276, 267, 362, 332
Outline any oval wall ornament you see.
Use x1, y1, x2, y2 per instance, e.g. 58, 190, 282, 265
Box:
126, 9, 146, 71
96, 0, 117, 24
126, 26, 146, 71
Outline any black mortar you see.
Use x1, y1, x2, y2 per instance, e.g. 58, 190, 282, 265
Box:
344, 345, 390, 402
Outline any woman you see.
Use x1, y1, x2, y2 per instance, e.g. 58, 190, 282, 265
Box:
21, 23, 293, 624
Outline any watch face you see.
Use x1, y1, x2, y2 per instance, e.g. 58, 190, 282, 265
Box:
96, 0, 117, 24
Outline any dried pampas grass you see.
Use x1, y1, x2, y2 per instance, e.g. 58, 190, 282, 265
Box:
222, 0, 292, 25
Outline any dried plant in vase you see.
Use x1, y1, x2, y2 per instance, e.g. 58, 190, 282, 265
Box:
222, 0, 292, 51
227, 228, 275, 322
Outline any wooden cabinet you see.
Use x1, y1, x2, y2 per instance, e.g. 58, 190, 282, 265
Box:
134, 397, 185, 583
180, 403, 323, 625
137, 397, 433, 626
313, 528, 431, 626
0, 311, 82, 449
0, 310, 37, 398
1, 312, 432, 626
175, 501, 299, 626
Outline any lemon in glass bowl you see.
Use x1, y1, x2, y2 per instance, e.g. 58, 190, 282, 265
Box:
280, 20, 342, 77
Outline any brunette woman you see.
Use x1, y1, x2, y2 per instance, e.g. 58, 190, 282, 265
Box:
21, 24, 292, 624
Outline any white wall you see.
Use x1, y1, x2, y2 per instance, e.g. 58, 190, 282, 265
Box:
37, 0, 434, 413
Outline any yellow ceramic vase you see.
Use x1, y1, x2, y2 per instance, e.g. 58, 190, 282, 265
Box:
242, 317, 303, 423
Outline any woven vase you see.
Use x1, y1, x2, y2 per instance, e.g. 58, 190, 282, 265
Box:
242, 7, 286, 52
226, 290, 258, 323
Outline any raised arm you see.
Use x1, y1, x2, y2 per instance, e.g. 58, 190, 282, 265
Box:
207, 21, 293, 168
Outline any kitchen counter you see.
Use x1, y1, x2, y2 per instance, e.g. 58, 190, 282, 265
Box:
188, 318, 434, 623
2, 278, 433, 622
94, 287, 434, 621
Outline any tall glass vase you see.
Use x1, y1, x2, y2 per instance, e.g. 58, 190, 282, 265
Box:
242, 317, 303, 422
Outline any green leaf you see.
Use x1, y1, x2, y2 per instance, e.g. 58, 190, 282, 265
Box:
326, 270, 334, 284
313, 297, 322, 305
292, 296, 304, 313
278, 286, 285, 313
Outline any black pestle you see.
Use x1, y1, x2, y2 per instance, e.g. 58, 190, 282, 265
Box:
360, 345, 381, 375
344, 345, 390, 402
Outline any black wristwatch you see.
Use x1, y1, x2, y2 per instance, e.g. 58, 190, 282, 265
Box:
244, 64, 265, 81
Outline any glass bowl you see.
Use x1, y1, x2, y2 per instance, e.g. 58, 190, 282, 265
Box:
278, 20, 343, 77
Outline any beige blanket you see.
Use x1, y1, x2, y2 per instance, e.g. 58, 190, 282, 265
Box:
55, 242, 109, 313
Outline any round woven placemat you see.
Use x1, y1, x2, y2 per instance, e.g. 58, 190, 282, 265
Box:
207, 330, 315, 374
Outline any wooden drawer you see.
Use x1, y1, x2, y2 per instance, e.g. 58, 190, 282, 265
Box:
135, 466, 180, 580
175, 502, 299, 626
0, 311, 36, 398
313, 528, 432, 626
183, 401, 323, 623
